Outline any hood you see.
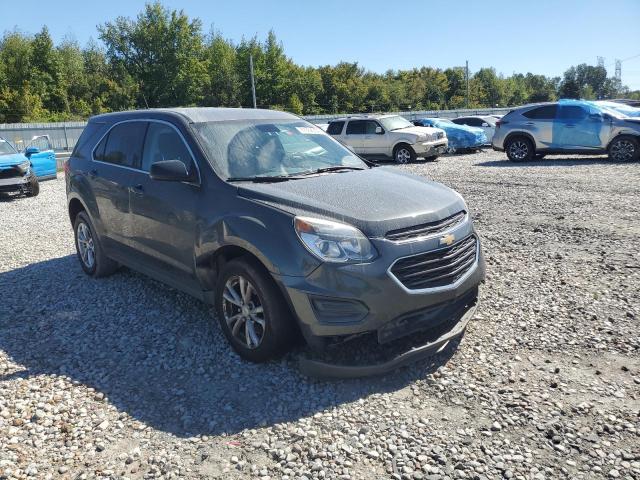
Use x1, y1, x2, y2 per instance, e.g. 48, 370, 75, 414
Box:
395, 126, 439, 137
237, 167, 466, 238
0, 153, 28, 168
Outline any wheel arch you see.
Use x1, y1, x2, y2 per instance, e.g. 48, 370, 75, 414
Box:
504, 131, 537, 149
68, 196, 88, 226
606, 132, 640, 151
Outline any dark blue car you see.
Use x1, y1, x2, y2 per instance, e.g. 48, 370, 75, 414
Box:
0, 135, 56, 197
413, 118, 487, 153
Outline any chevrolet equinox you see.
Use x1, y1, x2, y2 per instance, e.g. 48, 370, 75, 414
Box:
66, 108, 485, 375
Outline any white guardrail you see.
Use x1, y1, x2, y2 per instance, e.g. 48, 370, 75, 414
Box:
0, 107, 512, 152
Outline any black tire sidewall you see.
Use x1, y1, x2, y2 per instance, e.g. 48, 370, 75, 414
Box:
394, 144, 416, 164
74, 212, 98, 276
608, 136, 639, 162
215, 258, 294, 362
25, 176, 39, 197
506, 137, 534, 162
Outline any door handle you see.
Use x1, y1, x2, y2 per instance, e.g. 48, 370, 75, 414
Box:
129, 184, 144, 195
88, 169, 98, 178
565, 124, 575, 128
525, 122, 535, 126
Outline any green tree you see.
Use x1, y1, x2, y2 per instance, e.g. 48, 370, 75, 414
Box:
98, 1, 207, 108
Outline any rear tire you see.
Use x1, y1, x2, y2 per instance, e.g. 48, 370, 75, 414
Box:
393, 144, 416, 164
74, 211, 119, 277
215, 258, 295, 362
24, 175, 39, 197
505, 136, 534, 162
608, 136, 639, 162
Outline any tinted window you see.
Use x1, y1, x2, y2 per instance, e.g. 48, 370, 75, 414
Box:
346, 120, 366, 135
142, 123, 192, 172
93, 132, 109, 161
327, 121, 345, 135
463, 118, 483, 127
522, 105, 558, 119
102, 122, 148, 168
558, 105, 588, 120
364, 121, 380, 134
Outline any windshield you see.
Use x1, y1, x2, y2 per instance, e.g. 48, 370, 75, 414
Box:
595, 101, 640, 118
194, 119, 367, 179
379, 116, 413, 131
0, 138, 17, 156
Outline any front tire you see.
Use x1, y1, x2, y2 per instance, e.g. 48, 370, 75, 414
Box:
393, 144, 416, 164
24, 175, 39, 197
73, 211, 119, 277
608, 136, 639, 162
215, 258, 295, 362
505, 136, 534, 162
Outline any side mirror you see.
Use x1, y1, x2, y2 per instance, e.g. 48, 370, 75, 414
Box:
25, 146, 40, 157
150, 160, 193, 182
375, 126, 383, 134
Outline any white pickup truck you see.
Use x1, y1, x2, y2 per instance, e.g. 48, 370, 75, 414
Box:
326, 114, 448, 163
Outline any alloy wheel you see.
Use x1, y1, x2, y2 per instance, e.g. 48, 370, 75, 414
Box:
396, 148, 411, 163
610, 139, 635, 162
77, 222, 95, 269
508, 140, 529, 160
222, 275, 266, 349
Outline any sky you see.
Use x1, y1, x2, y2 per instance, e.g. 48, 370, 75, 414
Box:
1, 0, 640, 89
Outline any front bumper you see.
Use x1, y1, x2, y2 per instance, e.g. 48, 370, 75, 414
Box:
275, 217, 485, 344
413, 138, 448, 157
299, 293, 477, 378
0, 172, 30, 192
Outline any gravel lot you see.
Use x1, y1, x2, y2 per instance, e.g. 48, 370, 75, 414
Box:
1, 150, 639, 480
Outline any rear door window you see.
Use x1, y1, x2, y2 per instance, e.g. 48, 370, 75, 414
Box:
326, 121, 345, 135
141, 123, 193, 172
346, 120, 366, 135
523, 105, 558, 119
101, 122, 148, 168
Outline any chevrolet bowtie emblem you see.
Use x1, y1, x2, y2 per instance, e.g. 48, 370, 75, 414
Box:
439, 233, 455, 246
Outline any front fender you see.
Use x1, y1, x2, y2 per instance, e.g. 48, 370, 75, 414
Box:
194, 201, 321, 288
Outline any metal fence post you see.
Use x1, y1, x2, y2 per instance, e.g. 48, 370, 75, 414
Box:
63, 124, 69, 151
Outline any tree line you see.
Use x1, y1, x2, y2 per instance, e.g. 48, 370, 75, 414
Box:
1, 2, 637, 123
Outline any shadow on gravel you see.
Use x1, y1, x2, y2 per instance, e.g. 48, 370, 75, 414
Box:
475, 157, 620, 168
0, 255, 457, 438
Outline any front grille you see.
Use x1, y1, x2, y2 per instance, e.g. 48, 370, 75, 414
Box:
0, 167, 21, 180
390, 235, 477, 290
386, 211, 466, 242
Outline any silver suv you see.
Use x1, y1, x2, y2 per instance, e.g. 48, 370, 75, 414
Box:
492, 100, 640, 162
327, 114, 448, 163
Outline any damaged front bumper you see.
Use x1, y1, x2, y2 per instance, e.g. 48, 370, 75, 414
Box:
0, 171, 31, 193
413, 139, 448, 157
299, 293, 478, 378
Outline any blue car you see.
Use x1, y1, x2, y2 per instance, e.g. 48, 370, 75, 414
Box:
413, 118, 487, 153
0, 135, 56, 197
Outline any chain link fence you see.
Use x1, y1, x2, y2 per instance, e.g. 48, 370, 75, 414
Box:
0, 107, 511, 152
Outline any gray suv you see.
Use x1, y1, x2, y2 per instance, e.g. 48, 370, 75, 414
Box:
492, 100, 640, 162
66, 108, 484, 376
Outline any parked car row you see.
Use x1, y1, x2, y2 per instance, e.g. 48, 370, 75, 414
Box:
0, 135, 56, 197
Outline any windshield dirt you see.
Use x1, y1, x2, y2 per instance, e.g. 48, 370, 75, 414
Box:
194, 120, 366, 179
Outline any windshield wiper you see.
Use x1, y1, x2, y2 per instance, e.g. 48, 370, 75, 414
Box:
299, 166, 366, 176
227, 175, 302, 183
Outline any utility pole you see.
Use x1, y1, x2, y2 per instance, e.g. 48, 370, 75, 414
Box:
249, 54, 257, 109
465, 60, 469, 109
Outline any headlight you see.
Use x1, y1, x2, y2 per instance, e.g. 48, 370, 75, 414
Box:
17, 160, 30, 172
294, 216, 377, 263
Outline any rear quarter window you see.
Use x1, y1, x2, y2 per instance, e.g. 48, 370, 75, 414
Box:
327, 121, 345, 135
